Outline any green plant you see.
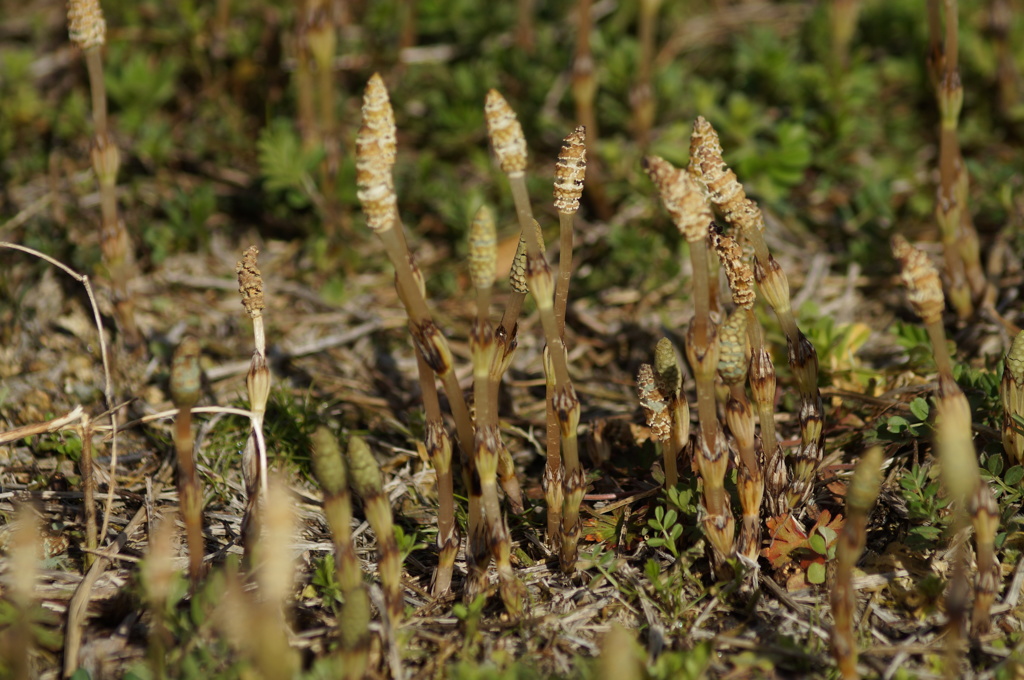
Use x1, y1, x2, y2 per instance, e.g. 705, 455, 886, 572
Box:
645, 505, 683, 559
899, 463, 952, 548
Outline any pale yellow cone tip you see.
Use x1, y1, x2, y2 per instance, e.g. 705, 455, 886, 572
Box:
68, 0, 106, 49
891, 235, 945, 324
554, 126, 587, 214
485, 89, 527, 176
361, 73, 397, 165
644, 156, 712, 242
469, 205, 498, 291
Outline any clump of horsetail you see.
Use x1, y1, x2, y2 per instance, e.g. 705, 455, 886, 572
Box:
928, 0, 985, 315
645, 155, 733, 561
468, 205, 525, 615
719, 310, 763, 563
830, 446, 883, 680
690, 117, 823, 512
470, 206, 524, 513
356, 73, 475, 465
486, 90, 584, 572
169, 335, 205, 586
894, 235, 1001, 641
714, 230, 786, 515
1000, 330, 1024, 465
236, 246, 271, 555
67, 0, 137, 342
311, 428, 370, 678
346, 435, 403, 624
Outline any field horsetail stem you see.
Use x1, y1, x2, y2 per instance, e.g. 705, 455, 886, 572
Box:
830, 446, 884, 680
893, 234, 1001, 640
486, 89, 585, 573
689, 117, 823, 513
67, 0, 139, 345
654, 338, 690, 486
355, 74, 484, 572
644, 155, 734, 562
169, 336, 205, 587
236, 246, 271, 557
469, 204, 525, 616
311, 428, 371, 678
929, 0, 986, 316
346, 435, 404, 626
1001, 331, 1024, 465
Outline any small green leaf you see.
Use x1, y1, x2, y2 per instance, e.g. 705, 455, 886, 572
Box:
817, 525, 838, 546
986, 455, 1004, 477
886, 416, 910, 433
807, 561, 826, 584
1004, 465, 1024, 486
664, 509, 677, 527
909, 397, 930, 421
808, 533, 827, 555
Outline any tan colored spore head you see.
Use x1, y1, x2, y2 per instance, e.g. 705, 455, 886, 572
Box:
688, 117, 764, 237
644, 155, 713, 243
892, 235, 945, 325
236, 246, 265, 319
653, 337, 682, 397
713, 233, 755, 310
509, 236, 529, 294
356, 75, 399, 233
68, 0, 106, 49
469, 205, 497, 291
362, 73, 397, 166
355, 124, 398, 233
717, 309, 750, 385
637, 363, 671, 442
688, 116, 723, 181
485, 89, 527, 177
554, 125, 586, 214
